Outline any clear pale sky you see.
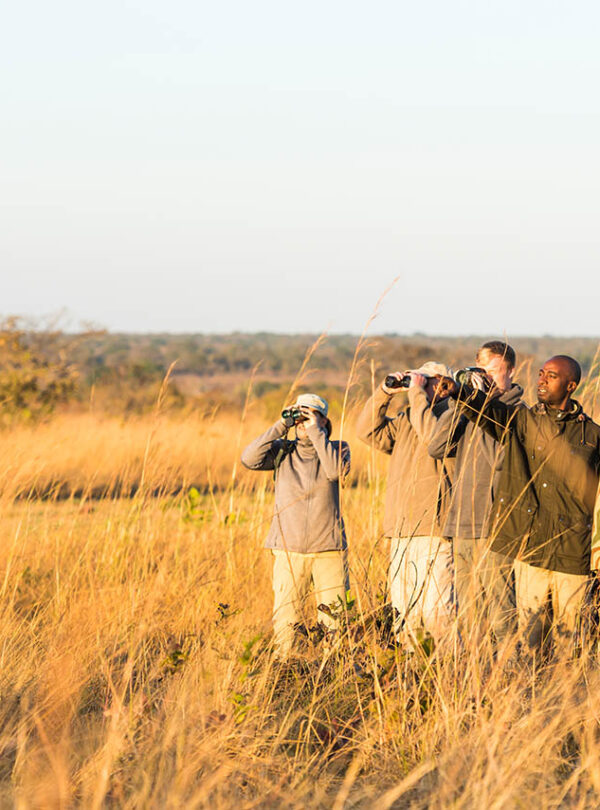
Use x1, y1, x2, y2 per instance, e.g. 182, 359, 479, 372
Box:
2, 1, 600, 335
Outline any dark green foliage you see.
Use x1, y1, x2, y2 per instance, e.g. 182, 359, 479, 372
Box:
0, 317, 80, 423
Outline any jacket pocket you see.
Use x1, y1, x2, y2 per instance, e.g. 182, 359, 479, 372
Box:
492, 496, 537, 535
551, 514, 591, 565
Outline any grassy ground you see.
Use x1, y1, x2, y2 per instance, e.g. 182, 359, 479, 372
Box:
2, 383, 600, 807
3, 489, 600, 808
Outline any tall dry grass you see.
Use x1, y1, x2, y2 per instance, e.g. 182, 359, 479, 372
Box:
1, 353, 600, 807
0, 406, 386, 501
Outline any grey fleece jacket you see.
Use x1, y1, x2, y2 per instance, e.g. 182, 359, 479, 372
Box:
428, 383, 523, 539
241, 421, 350, 553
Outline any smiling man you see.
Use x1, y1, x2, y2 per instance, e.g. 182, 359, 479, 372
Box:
447, 355, 600, 658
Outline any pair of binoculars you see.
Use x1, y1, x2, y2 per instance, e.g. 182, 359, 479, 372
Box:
455, 367, 491, 390
281, 407, 307, 424
384, 373, 412, 389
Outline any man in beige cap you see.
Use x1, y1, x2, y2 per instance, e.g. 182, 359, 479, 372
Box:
357, 362, 455, 646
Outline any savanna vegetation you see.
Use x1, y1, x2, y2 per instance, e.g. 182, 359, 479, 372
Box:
2, 318, 600, 807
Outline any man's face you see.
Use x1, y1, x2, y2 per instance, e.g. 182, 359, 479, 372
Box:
537, 358, 577, 407
426, 375, 453, 403
477, 351, 513, 393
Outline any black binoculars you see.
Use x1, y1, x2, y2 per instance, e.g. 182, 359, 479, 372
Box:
455, 367, 491, 391
281, 407, 307, 424
384, 374, 412, 389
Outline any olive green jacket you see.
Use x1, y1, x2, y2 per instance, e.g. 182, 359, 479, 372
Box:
356, 385, 453, 539
454, 388, 600, 575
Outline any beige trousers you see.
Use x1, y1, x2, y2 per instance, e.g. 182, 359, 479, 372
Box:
514, 560, 588, 654
389, 536, 454, 642
271, 550, 348, 657
453, 538, 515, 645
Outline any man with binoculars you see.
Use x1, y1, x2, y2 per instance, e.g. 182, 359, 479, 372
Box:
356, 362, 455, 646
429, 341, 522, 650
444, 355, 600, 658
241, 393, 350, 658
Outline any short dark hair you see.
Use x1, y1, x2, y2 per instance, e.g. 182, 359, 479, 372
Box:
552, 355, 582, 385
477, 340, 516, 370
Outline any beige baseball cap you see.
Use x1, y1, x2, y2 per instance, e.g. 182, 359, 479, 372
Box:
295, 393, 329, 417
410, 361, 453, 378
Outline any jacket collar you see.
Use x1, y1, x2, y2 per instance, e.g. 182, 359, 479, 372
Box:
500, 383, 524, 406
532, 399, 584, 421
431, 396, 452, 417
295, 436, 317, 457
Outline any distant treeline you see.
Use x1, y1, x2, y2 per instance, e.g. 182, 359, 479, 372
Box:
62, 331, 600, 384
2, 318, 600, 420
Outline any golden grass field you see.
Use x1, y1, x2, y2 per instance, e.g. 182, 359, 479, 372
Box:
3, 362, 600, 808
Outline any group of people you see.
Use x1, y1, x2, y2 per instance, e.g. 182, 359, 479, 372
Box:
241, 342, 600, 661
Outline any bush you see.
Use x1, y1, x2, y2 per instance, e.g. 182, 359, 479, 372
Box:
0, 317, 79, 424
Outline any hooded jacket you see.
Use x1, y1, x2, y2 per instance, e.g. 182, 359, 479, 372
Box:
428, 383, 523, 539
453, 387, 600, 575
241, 421, 350, 553
356, 385, 453, 539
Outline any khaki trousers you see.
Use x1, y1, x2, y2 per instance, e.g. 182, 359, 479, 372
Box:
514, 560, 588, 654
389, 536, 453, 642
271, 550, 348, 657
453, 538, 515, 645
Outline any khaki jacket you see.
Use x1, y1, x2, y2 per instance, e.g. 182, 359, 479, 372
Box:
356, 385, 453, 538
241, 421, 350, 553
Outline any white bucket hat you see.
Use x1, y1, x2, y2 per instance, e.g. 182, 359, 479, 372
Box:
295, 393, 329, 417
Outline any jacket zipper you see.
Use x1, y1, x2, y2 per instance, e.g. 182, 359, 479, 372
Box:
304, 454, 317, 552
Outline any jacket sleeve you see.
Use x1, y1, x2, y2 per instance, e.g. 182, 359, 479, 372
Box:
592, 480, 600, 572
355, 386, 401, 455
452, 387, 519, 443
240, 422, 287, 471
427, 398, 467, 459
305, 424, 351, 481
407, 387, 449, 444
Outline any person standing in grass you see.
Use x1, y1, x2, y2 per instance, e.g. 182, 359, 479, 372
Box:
445, 356, 600, 658
241, 393, 350, 658
428, 341, 523, 649
356, 362, 455, 646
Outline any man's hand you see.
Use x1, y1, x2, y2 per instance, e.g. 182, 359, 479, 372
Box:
470, 370, 494, 393
298, 406, 326, 430
382, 372, 405, 395
408, 372, 427, 389
299, 406, 317, 428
